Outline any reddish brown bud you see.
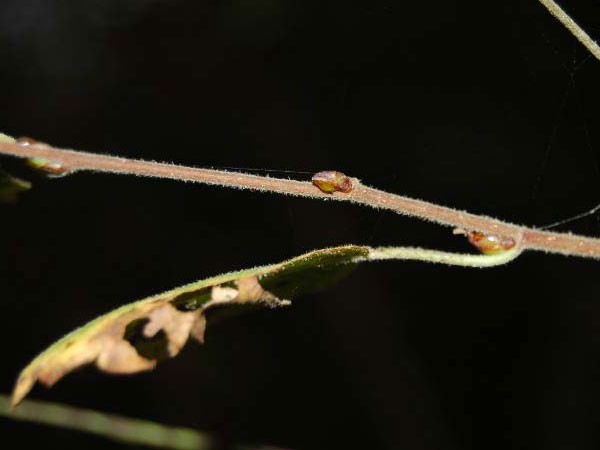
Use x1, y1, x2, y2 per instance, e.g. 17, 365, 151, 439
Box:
311, 171, 353, 194
467, 232, 516, 255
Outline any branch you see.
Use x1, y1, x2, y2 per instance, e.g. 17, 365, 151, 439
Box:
538, 0, 600, 62
1, 134, 599, 259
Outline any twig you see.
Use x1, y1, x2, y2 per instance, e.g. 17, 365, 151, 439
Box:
1, 136, 600, 259
538, 0, 600, 62
0, 394, 216, 450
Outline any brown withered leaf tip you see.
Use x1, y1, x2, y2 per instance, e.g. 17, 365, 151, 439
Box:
11, 275, 288, 407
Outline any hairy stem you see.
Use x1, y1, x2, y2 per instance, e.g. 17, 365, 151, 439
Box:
538, 0, 600, 62
0, 135, 599, 259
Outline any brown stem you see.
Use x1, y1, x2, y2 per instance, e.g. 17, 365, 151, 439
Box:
1, 140, 599, 259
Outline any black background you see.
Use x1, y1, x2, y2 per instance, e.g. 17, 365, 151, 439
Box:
1, 1, 600, 449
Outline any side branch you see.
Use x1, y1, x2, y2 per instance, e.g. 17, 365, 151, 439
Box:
1, 137, 600, 259
538, 0, 600, 62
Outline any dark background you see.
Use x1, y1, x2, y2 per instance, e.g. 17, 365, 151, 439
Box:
1, 1, 600, 449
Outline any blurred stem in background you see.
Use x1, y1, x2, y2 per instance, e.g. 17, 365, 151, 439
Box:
0, 394, 217, 450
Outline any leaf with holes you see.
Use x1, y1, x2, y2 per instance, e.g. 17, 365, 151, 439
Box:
12, 245, 369, 407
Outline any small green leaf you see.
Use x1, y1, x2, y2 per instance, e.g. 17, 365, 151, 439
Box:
0, 168, 31, 204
